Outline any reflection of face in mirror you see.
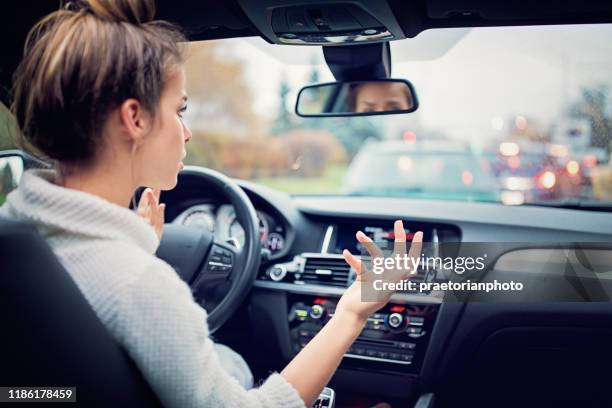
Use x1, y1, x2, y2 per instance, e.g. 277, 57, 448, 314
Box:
349, 82, 413, 113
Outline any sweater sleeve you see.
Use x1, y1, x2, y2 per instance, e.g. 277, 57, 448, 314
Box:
111, 258, 306, 408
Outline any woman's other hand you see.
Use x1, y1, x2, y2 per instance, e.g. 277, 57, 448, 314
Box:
336, 220, 423, 322
137, 188, 165, 240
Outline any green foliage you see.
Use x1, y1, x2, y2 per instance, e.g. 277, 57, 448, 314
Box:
569, 85, 612, 154
0, 103, 17, 150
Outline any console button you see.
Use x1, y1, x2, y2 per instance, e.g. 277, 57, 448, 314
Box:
396, 341, 416, 350
408, 316, 425, 326
310, 304, 325, 319
407, 327, 425, 338
399, 353, 412, 362
268, 265, 287, 281
388, 312, 404, 329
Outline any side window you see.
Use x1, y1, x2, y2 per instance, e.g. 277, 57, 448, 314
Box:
0, 102, 20, 205
0, 102, 17, 150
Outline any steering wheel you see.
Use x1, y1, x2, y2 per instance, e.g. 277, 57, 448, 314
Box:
155, 167, 261, 334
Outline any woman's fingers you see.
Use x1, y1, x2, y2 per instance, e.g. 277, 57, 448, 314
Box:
408, 231, 424, 270
343, 249, 360, 270
356, 230, 384, 260
343, 249, 369, 282
158, 203, 165, 226
136, 188, 165, 239
393, 219, 407, 255
137, 188, 152, 217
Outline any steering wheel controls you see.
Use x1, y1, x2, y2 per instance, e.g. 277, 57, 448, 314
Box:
206, 245, 234, 274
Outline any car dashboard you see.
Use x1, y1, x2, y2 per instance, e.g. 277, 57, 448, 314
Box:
163, 174, 612, 406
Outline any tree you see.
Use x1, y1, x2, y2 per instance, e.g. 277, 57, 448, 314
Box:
270, 75, 295, 135
568, 86, 612, 154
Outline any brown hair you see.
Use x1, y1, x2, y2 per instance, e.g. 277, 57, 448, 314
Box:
11, 0, 186, 164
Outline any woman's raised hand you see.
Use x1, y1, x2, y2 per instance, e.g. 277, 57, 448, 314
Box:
336, 220, 423, 322
137, 188, 165, 241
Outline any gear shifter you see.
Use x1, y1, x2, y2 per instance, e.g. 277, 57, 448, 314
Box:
312, 387, 335, 408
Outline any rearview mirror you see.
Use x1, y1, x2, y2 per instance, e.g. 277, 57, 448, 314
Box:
295, 79, 418, 117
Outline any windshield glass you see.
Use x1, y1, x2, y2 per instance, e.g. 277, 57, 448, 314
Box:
185, 24, 610, 207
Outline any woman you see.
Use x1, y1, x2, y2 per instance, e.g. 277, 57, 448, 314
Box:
0, 1, 423, 406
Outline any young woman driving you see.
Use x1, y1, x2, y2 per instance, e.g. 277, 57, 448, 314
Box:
0, 1, 423, 406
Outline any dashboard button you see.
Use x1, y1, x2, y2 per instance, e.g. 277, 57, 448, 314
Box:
396, 341, 416, 350
268, 265, 287, 281
408, 316, 425, 326
399, 353, 412, 362
388, 312, 404, 328
310, 304, 325, 319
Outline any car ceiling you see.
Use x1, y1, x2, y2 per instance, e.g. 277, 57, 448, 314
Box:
2, 0, 612, 103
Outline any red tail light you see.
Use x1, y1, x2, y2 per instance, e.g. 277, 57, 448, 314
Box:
582, 154, 598, 168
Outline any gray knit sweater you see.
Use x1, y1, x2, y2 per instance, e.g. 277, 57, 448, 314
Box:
0, 169, 305, 408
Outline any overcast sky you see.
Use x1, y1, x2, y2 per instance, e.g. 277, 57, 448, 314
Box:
217, 23, 612, 142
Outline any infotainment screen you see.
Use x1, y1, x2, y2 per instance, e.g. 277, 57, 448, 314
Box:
331, 223, 426, 254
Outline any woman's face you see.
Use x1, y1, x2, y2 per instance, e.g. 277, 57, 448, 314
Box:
136, 65, 192, 190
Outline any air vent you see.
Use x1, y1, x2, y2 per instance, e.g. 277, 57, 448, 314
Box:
299, 257, 351, 287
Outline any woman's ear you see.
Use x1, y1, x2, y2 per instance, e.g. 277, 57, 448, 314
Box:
118, 98, 151, 144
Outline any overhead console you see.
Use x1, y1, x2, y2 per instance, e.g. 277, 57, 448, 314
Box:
237, 0, 404, 45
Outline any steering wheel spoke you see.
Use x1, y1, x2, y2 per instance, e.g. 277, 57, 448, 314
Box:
157, 167, 261, 334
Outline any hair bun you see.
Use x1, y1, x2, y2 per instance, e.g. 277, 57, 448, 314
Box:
65, 0, 155, 24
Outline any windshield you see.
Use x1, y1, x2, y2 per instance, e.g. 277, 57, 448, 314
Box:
180, 23, 612, 208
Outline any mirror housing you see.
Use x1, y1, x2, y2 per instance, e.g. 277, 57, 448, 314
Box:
295, 79, 418, 117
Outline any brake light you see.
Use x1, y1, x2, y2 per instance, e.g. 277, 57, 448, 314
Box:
403, 131, 417, 144
461, 170, 473, 185
566, 160, 580, 176
582, 154, 598, 168
537, 171, 556, 189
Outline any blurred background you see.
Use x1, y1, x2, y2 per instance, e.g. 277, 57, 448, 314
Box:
2, 23, 612, 205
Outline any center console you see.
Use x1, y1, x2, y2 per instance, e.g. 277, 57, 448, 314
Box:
288, 294, 438, 373
253, 219, 457, 379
